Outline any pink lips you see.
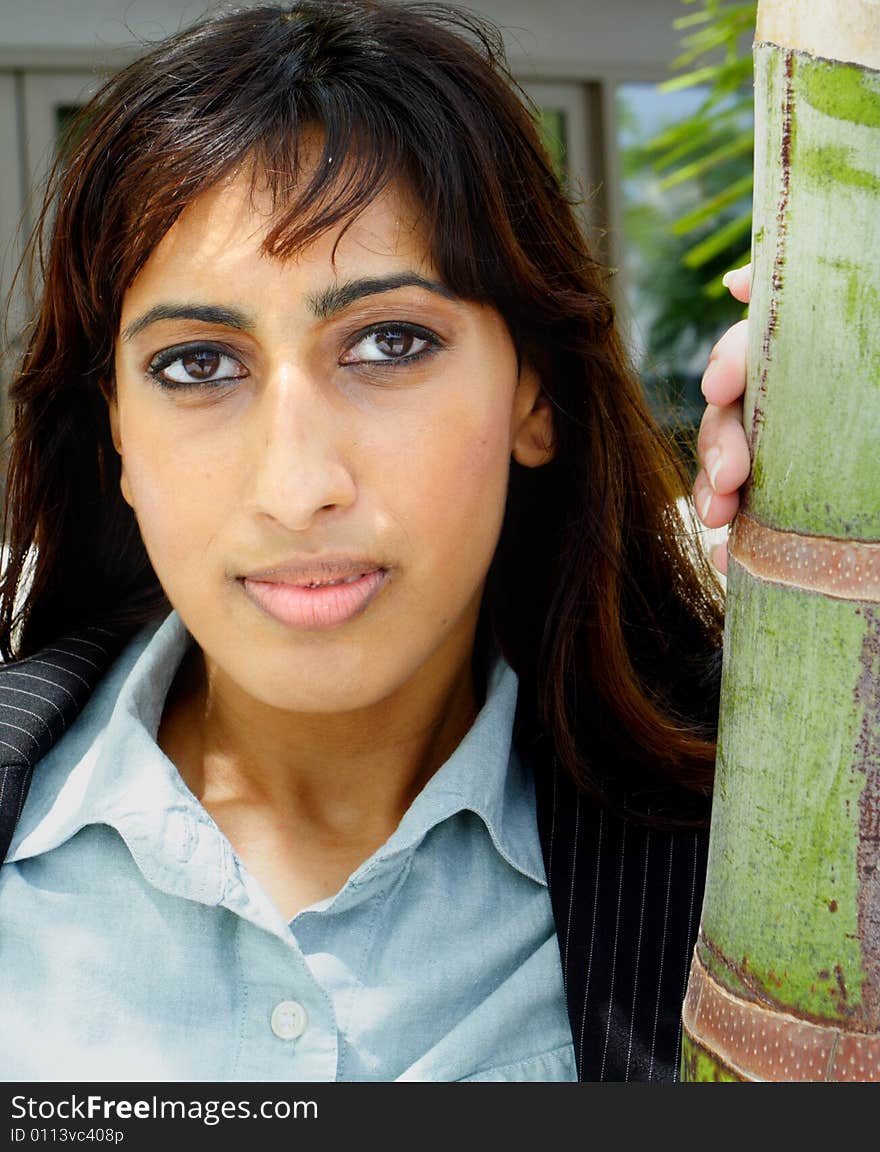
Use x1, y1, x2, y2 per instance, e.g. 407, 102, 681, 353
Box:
240, 563, 389, 630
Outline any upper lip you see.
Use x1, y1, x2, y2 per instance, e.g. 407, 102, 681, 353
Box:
240, 557, 387, 586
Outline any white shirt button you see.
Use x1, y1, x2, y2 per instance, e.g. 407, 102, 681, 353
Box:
270, 1000, 308, 1041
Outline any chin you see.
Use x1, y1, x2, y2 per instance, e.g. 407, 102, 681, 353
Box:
230, 647, 411, 715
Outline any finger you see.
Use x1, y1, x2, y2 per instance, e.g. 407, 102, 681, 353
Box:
696, 400, 750, 495
693, 469, 741, 529
701, 318, 749, 407
722, 262, 751, 304
709, 540, 728, 576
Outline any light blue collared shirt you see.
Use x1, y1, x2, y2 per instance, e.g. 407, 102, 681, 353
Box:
0, 612, 576, 1082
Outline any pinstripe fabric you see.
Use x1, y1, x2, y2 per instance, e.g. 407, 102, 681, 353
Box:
530, 744, 709, 1082
0, 628, 128, 864
0, 627, 710, 1083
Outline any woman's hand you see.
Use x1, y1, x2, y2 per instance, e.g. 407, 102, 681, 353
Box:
693, 264, 753, 575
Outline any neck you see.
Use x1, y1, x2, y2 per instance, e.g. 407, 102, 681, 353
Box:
159, 633, 482, 844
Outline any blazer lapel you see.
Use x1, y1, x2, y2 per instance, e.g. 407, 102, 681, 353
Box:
0, 626, 129, 863
527, 733, 709, 1082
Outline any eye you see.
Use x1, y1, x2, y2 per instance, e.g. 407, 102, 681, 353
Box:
340, 323, 440, 366
148, 343, 248, 388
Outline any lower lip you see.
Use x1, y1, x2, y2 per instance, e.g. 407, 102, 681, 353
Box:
240, 569, 389, 630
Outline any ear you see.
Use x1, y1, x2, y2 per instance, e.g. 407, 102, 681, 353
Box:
511, 360, 555, 468
106, 391, 134, 508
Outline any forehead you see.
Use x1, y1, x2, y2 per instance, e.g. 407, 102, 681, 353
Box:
122, 166, 435, 310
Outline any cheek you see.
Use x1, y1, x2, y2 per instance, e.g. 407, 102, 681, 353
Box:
393, 402, 513, 559
118, 420, 229, 558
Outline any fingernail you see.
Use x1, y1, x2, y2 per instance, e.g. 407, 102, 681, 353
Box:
722, 264, 751, 291
700, 362, 714, 397
705, 446, 722, 491
698, 489, 712, 522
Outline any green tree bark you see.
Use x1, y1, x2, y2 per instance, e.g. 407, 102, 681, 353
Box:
681, 0, 880, 1081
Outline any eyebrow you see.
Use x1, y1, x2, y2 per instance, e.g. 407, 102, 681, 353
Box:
307, 274, 459, 319
122, 304, 255, 342
122, 274, 459, 341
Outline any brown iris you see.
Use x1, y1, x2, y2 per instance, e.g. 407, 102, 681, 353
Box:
181, 350, 222, 379
374, 329, 416, 357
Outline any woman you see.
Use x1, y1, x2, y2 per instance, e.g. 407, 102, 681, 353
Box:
0, 1, 750, 1081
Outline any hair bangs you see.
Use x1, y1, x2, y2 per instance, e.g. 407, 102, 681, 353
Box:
59, 5, 522, 369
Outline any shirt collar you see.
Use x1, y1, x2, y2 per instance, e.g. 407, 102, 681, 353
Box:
7, 612, 195, 865
347, 653, 546, 887
9, 611, 545, 889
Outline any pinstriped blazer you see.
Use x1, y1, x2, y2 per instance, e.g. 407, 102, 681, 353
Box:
0, 625, 709, 1083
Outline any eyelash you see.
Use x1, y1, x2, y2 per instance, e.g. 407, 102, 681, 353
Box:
341, 322, 443, 370
146, 323, 443, 391
147, 342, 245, 390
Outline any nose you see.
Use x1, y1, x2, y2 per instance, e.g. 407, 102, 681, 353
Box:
247, 362, 358, 532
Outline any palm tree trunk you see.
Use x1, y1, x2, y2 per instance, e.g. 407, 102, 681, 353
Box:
681, 0, 880, 1081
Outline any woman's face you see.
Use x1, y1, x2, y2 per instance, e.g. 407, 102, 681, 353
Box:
111, 168, 553, 713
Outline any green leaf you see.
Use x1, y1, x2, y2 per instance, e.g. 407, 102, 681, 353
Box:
675, 21, 749, 67
661, 64, 726, 92
648, 96, 751, 155
674, 11, 715, 31
671, 173, 753, 233
659, 133, 753, 188
621, 1, 757, 378
649, 106, 752, 170
683, 213, 752, 267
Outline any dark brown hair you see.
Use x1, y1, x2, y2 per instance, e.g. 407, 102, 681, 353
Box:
1, 0, 724, 823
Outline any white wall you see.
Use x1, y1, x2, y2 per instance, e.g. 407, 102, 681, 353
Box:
0, 0, 686, 74
0, 0, 215, 48
443, 0, 687, 72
